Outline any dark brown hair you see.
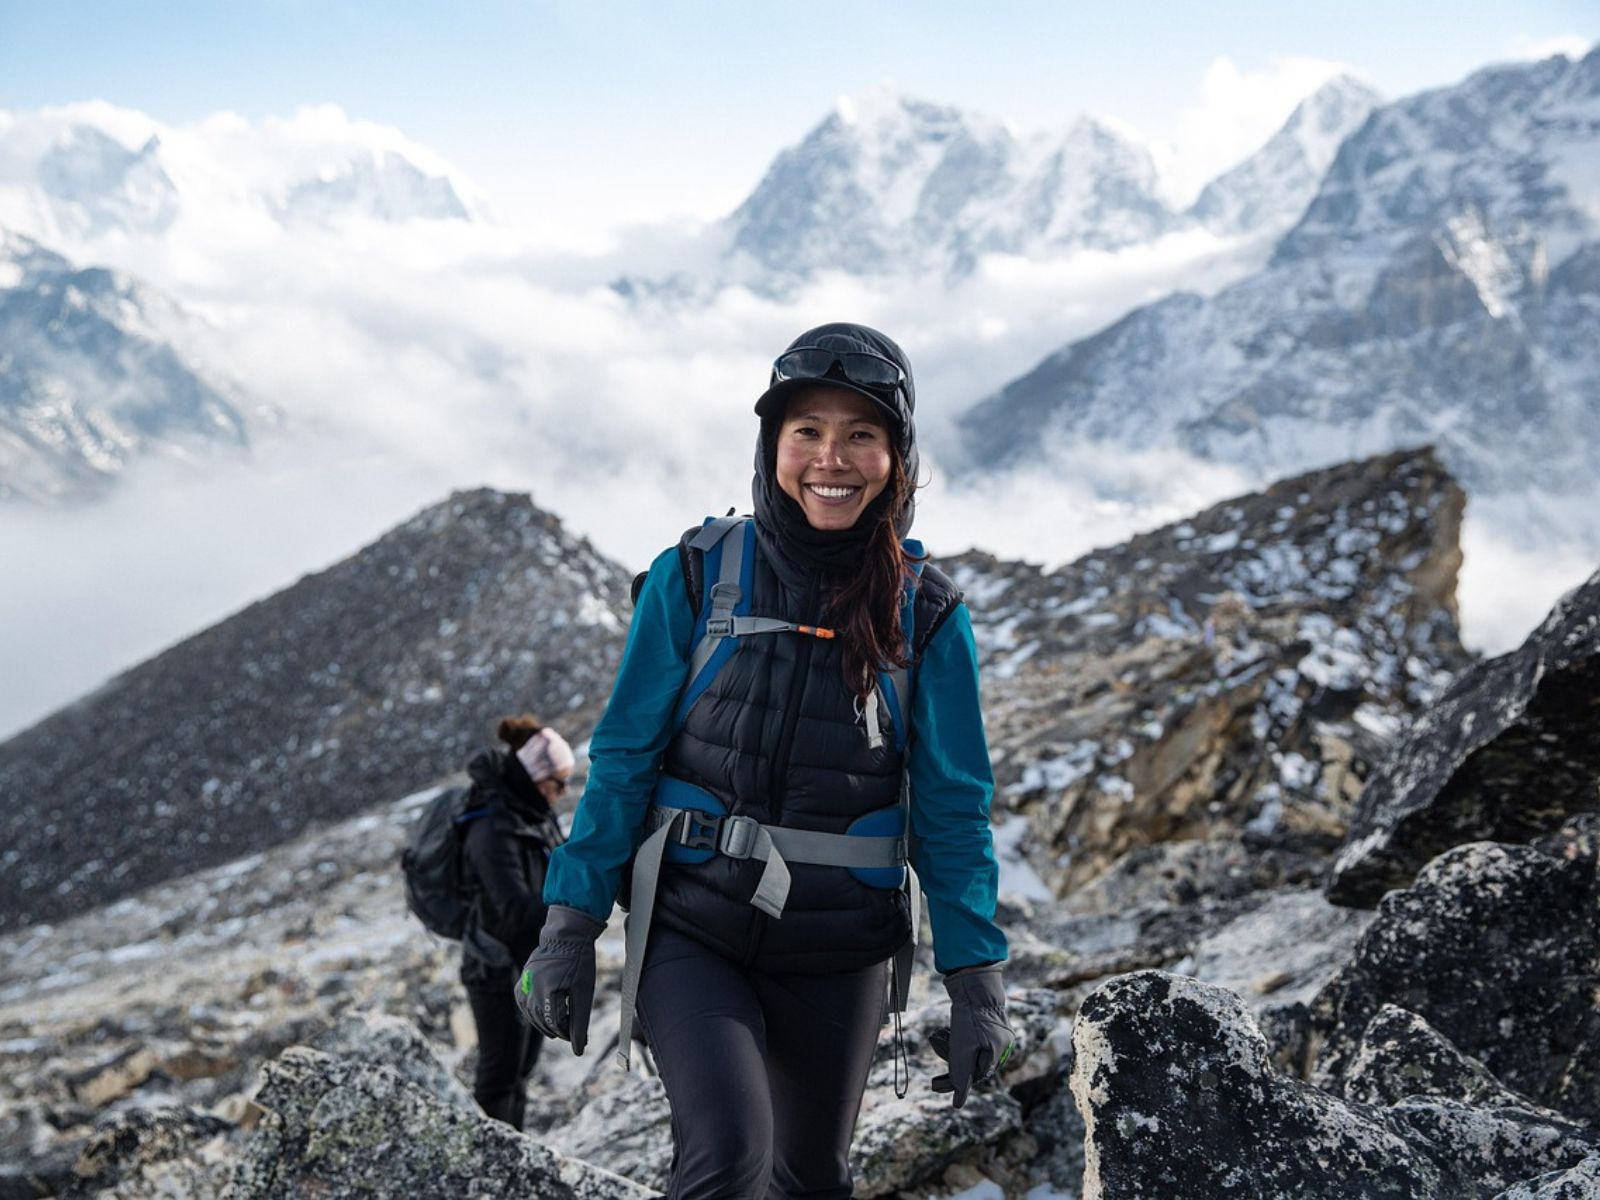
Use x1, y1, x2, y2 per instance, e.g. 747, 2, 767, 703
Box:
496, 714, 545, 751
827, 455, 924, 699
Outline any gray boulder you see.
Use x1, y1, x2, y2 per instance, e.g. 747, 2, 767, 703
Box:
311, 1009, 475, 1113
1313, 836, 1600, 1123
224, 1047, 650, 1199
1329, 567, 1600, 906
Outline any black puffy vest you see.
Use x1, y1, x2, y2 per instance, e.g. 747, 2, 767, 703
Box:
649, 534, 963, 973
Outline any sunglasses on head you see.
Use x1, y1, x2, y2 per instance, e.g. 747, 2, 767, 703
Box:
772, 347, 906, 394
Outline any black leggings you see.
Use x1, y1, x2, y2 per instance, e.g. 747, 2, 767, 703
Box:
464, 968, 544, 1130
636, 927, 887, 1200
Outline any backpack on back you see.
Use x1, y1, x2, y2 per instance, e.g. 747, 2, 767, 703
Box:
401, 786, 489, 939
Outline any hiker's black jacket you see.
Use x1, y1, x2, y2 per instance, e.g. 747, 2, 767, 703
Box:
459, 749, 561, 980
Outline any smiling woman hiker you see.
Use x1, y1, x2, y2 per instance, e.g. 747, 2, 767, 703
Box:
515, 323, 1013, 1199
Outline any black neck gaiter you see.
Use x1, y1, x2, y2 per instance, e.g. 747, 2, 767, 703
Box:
751, 430, 900, 586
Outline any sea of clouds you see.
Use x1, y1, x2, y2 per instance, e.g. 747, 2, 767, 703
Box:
1, 86, 1594, 740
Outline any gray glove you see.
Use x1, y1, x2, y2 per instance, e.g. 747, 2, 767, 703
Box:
514, 905, 605, 1055
930, 964, 1015, 1108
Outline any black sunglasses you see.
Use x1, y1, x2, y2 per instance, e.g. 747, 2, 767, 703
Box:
772, 347, 906, 394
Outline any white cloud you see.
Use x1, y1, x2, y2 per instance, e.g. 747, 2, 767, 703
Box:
1507, 33, 1595, 62
1156, 54, 1363, 207
3, 96, 1596, 741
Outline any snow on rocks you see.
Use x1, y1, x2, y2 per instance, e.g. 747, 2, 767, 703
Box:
951, 447, 1470, 898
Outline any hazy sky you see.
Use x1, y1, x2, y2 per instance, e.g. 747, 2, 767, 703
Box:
3, 1, 1594, 240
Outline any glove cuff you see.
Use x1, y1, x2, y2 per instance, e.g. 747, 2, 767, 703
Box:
545, 904, 606, 941
943, 962, 1006, 1006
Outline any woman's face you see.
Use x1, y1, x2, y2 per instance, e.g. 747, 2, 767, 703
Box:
774, 386, 893, 531
535, 771, 571, 806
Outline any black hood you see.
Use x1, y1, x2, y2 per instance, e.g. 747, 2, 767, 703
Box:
751, 322, 919, 542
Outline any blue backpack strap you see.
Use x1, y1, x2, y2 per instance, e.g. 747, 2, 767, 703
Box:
673, 516, 753, 725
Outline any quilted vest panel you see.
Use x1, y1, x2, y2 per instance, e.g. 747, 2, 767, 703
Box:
652, 544, 961, 973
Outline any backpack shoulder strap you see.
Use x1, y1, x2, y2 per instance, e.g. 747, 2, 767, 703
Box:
672, 516, 753, 724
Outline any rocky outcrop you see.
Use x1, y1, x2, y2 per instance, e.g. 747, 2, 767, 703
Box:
1313, 831, 1600, 1124
1072, 971, 1443, 1197
957, 447, 1470, 897
1328, 567, 1600, 905
1493, 1154, 1600, 1199
0, 488, 634, 931
1071, 971, 1599, 1200
224, 1046, 650, 1200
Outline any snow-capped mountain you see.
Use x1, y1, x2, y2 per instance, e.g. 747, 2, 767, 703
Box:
1189, 75, 1384, 236
956, 48, 1600, 538
719, 89, 1176, 284
0, 102, 483, 250
0, 231, 268, 503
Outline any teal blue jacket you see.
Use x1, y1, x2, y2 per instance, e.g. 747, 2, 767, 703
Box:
544, 546, 1008, 974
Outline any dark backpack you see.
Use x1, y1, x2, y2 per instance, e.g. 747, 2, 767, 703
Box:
400, 786, 489, 939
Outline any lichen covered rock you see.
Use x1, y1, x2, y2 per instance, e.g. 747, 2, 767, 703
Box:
1314, 837, 1600, 1124
1071, 970, 1443, 1198
224, 1047, 649, 1200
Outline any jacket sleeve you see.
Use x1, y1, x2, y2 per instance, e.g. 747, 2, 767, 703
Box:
543, 545, 694, 922
907, 602, 1009, 975
462, 815, 549, 963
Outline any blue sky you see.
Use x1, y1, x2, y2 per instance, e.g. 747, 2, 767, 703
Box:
3, 1, 1596, 236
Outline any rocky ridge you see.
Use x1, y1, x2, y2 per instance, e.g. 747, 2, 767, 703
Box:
951, 446, 1470, 898
0, 488, 633, 931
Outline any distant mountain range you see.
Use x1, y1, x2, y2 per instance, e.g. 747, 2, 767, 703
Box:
0, 230, 268, 502
0, 103, 481, 246
624, 75, 1381, 296
956, 47, 1600, 537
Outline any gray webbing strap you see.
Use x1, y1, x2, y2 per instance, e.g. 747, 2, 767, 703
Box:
890, 863, 921, 1012
862, 686, 884, 750
615, 810, 683, 1069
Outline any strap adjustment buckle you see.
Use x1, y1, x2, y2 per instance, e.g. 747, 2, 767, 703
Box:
718, 814, 762, 860
705, 617, 733, 637
678, 811, 722, 851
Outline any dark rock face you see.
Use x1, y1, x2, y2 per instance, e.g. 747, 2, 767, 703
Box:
1314, 835, 1600, 1125
1341, 1005, 1548, 1110
223, 1046, 649, 1199
1073, 971, 1599, 1200
1072, 971, 1442, 1198
0, 488, 633, 931
1328, 567, 1600, 905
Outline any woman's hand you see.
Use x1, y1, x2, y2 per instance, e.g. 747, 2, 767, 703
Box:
930, 964, 1015, 1107
514, 905, 605, 1054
